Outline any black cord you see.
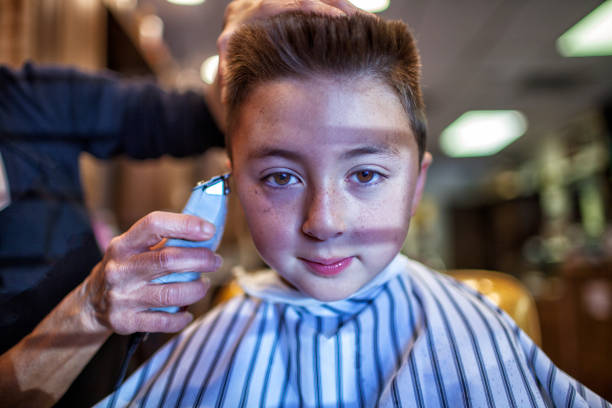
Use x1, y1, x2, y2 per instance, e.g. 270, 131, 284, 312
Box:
107, 332, 146, 408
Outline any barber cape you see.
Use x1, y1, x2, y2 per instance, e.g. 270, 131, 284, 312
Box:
96, 254, 610, 408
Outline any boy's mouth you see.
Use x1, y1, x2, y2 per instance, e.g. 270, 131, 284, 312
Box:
299, 256, 354, 277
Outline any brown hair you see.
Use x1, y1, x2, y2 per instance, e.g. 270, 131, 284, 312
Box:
225, 11, 426, 161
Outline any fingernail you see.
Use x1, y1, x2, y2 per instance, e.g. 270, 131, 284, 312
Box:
214, 254, 223, 269
201, 222, 215, 236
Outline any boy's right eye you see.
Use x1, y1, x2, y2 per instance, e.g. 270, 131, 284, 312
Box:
263, 172, 299, 187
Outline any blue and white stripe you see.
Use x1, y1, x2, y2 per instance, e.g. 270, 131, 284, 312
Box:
96, 254, 610, 408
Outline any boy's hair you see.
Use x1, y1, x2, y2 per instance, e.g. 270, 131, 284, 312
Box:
225, 11, 427, 161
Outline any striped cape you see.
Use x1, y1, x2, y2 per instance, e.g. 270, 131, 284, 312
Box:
96, 254, 610, 407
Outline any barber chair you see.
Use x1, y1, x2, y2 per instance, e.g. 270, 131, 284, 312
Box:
447, 269, 541, 346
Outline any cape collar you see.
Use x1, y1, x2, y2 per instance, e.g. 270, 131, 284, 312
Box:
235, 254, 408, 317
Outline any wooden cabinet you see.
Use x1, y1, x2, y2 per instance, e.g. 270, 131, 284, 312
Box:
537, 261, 612, 400
0, 0, 106, 69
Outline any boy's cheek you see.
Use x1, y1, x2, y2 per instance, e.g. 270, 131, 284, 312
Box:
238, 190, 297, 241
360, 188, 413, 224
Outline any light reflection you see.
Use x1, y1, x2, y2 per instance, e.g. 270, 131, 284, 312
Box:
200, 55, 219, 84
487, 292, 501, 306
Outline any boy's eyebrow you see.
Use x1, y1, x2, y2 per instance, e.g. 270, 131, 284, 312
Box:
247, 144, 402, 161
247, 147, 302, 161
340, 145, 401, 160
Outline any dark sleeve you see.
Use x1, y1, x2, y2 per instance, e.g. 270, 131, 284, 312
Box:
0, 63, 224, 159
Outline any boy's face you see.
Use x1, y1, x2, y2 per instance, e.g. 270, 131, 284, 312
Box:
230, 76, 431, 301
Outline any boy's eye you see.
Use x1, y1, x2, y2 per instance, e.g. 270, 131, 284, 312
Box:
356, 170, 374, 183
273, 173, 292, 185
263, 172, 298, 186
351, 169, 382, 184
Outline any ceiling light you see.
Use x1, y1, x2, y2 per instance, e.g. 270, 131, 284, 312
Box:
440, 110, 528, 158
557, 0, 612, 57
348, 0, 389, 13
166, 0, 205, 4
200, 55, 219, 84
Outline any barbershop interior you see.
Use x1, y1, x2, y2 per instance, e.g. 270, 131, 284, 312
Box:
1, 0, 611, 405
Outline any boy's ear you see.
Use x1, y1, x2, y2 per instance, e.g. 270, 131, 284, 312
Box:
410, 152, 432, 216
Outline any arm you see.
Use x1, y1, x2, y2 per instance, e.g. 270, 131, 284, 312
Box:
0, 280, 111, 407
0, 212, 219, 407
0, 63, 225, 159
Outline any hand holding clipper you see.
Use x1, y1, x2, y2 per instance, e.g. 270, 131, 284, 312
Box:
150, 173, 230, 313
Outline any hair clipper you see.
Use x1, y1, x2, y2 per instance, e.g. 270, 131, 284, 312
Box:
150, 173, 231, 313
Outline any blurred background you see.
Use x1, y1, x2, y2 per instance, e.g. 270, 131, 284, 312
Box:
1, 0, 611, 400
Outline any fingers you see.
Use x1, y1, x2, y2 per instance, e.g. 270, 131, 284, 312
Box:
112, 279, 210, 311
110, 211, 215, 255
319, 0, 362, 14
108, 246, 222, 285
84, 210, 223, 335
297, 0, 353, 16
136, 311, 195, 333
144, 246, 223, 279
140, 279, 210, 309
95, 279, 210, 335
113, 311, 195, 335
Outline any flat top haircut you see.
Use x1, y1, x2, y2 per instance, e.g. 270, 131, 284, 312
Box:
225, 11, 427, 161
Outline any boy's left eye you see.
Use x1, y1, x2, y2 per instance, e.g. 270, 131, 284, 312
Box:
263, 172, 299, 187
356, 170, 374, 183
351, 169, 382, 184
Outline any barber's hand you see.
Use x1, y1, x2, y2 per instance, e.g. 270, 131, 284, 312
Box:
83, 211, 222, 335
216, 0, 360, 103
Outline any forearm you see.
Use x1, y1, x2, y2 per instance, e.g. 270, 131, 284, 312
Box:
0, 63, 225, 159
0, 279, 112, 408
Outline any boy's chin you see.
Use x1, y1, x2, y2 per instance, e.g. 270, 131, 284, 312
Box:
296, 280, 363, 303
279, 274, 351, 302
309, 291, 352, 303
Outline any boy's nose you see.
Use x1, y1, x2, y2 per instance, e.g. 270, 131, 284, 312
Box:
301, 187, 346, 241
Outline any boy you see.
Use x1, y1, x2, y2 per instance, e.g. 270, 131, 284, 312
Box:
97, 12, 610, 407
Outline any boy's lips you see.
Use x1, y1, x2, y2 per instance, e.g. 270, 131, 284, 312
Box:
299, 256, 354, 277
